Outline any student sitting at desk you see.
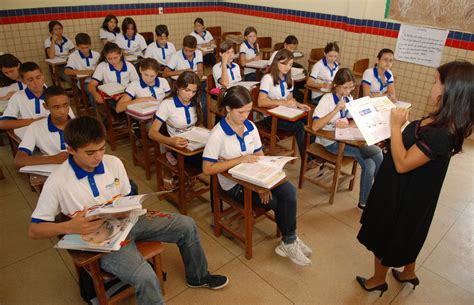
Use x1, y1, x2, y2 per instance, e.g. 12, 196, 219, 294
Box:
190, 17, 216, 66
311, 68, 383, 210
362, 48, 397, 102
65, 33, 100, 110
144, 24, 176, 66
203, 85, 312, 266
116, 58, 171, 113
0, 62, 74, 136
115, 17, 147, 58
28, 116, 229, 305
268, 35, 299, 66
88, 42, 139, 105
239, 26, 261, 81
306, 42, 340, 105
258, 49, 311, 158
0, 54, 24, 101
14, 86, 71, 167
99, 14, 120, 45
148, 71, 203, 190
163, 35, 204, 80
212, 40, 242, 89
45, 20, 75, 85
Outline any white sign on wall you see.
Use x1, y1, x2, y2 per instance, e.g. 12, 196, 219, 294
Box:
394, 24, 449, 68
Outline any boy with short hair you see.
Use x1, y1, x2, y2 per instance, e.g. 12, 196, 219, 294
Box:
28, 116, 228, 305
14, 86, 71, 167
163, 35, 203, 79
144, 24, 176, 66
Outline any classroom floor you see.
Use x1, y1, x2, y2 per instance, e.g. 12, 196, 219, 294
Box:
0, 137, 473, 305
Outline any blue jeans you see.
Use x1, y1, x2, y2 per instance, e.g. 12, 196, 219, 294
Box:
325, 142, 383, 204
100, 213, 209, 305
225, 181, 297, 243
263, 116, 306, 158
244, 73, 257, 81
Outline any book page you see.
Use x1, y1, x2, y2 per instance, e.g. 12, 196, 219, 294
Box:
267, 105, 305, 120
98, 82, 126, 96
177, 127, 210, 144
257, 156, 297, 171
227, 81, 259, 91
45, 57, 67, 64
19, 164, 61, 176
335, 127, 365, 141
229, 162, 286, 188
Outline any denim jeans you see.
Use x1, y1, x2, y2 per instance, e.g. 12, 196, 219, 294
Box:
325, 142, 383, 204
225, 181, 297, 243
100, 213, 209, 305
244, 73, 257, 81
263, 116, 306, 158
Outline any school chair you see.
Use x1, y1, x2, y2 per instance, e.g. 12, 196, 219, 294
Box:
298, 110, 360, 204
353, 84, 362, 99
206, 26, 222, 62
222, 31, 242, 42
140, 32, 155, 45
211, 173, 281, 259
126, 111, 155, 180
257, 37, 273, 60
96, 98, 129, 151
307, 48, 325, 72
352, 58, 369, 77
205, 74, 226, 129
70, 75, 94, 116
6, 129, 20, 157
44, 50, 73, 95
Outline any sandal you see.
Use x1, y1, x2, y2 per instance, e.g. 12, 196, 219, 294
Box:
165, 151, 178, 166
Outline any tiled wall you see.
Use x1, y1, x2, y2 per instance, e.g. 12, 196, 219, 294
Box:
1, 1, 473, 119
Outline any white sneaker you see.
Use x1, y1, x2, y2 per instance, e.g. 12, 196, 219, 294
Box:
275, 241, 312, 266
296, 237, 313, 257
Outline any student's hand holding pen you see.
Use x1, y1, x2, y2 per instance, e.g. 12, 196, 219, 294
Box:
67, 210, 105, 235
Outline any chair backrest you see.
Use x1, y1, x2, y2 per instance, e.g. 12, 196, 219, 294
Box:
353, 84, 362, 99
206, 26, 222, 38
310, 48, 325, 61
140, 32, 154, 45
352, 58, 369, 76
257, 37, 272, 49
273, 42, 284, 51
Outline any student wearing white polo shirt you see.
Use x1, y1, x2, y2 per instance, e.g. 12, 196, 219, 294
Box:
28, 116, 229, 305
239, 26, 262, 81
115, 17, 147, 57
116, 58, 171, 113
144, 24, 176, 66
65, 33, 100, 110
268, 35, 299, 66
306, 42, 340, 105
212, 40, 242, 89
14, 86, 71, 167
0, 54, 24, 101
88, 43, 139, 105
163, 35, 204, 79
149, 71, 203, 189
362, 48, 397, 102
99, 15, 120, 45
258, 49, 310, 158
312, 68, 383, 210
202, 85, 312, 266
190, 17, 216, 66
45, 20, 75, 86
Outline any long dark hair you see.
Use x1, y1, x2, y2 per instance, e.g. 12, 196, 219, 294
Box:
331, 68, 355, 93
102, 15, 120, 33
430, 60, 473, 155
269, 49, 293, 88
217, 85, 252, 113
98, 42, 123, 63
122, 17, 137, 36
172, 71, 202, 126
0, 53, 21, 86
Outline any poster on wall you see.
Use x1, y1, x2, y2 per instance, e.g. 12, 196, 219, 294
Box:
394, 24, 449, 68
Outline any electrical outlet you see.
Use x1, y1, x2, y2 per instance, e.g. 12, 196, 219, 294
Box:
158, 7, 164, 15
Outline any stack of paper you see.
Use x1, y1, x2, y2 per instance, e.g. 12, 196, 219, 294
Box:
127, 101, 160, 118
19, 164, 61, 176
98, 82, 126, 96
267, 105, 306, 121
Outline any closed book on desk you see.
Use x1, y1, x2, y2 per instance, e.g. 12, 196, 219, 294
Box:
19, 164, 61, 176
45, 57, 67, 64
127, 101, 160, 118
98, 82, 126, 96
267, 105, 306, 121
176, 127, 211, 151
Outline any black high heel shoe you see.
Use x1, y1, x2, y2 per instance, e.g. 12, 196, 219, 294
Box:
355, 276, 388, 297
391, 269, 420, 290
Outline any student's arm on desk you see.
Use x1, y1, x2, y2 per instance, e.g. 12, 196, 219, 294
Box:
0, 117, 41, 130
29, 210, 105, 239
390, 108, 429, 174
87, 79, 104, 104
258, 92, 309, 110
14, 151, 68, 168
148, 119, 188, 148
203, 151, 262, 175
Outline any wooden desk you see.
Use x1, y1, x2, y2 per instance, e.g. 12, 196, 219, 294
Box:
260, 48, 273, 60
45, 57, 67, 87
29, 173, 48, 194
96, 90, 128, 151
154, 142, 209, 215
70, 74, 93, 116
126, 111, 155, 180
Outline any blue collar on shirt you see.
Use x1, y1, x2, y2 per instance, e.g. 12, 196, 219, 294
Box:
244, 40, 257, 55
373, 67, 392, 91
108, 60, 127, 84
156, 42, 168, 59
227, 63, 236, 80
25, 87, 45, 114
140, 77, 160, 98
194, 30, 207, 39
68, 155, 105, 197
47, 114, 68, 150
332, 92, 349, 118
173, 95, 193, 124
219, 118, 254, 152
17, 81, 24, 90
124, 34, 136, 48
279, 74, 288, 98
322, 56, 338, 77
181, 50, 196, 69
51, 36, 68, 52
78, 50, 93, 67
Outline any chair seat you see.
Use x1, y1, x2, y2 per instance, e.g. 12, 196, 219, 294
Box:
306, 142, 356, 166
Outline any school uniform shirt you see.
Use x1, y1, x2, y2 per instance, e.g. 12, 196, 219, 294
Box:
203, 118, 262, 191
166, 49, 203, 72
309, 57, 339, 99
362, 67, 394, 95
312, 92, 352, 146
190, 30, 214, 46
125, 77, 171, 102
212, 62, 242, 89
99, 28, 118, 43
92, 60, 139, 86
66, 49, 100, 83
115, 33, 148, 57
154, 95, 198, 137
44, 36, 75, 58
1, 87, 49, 120
31, 154, 131, 222
259, 73, 293, 100
18, 115, 68, 156
2, 80, 26, 95
239, 40, 259, 75
144, 41, 176, 66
